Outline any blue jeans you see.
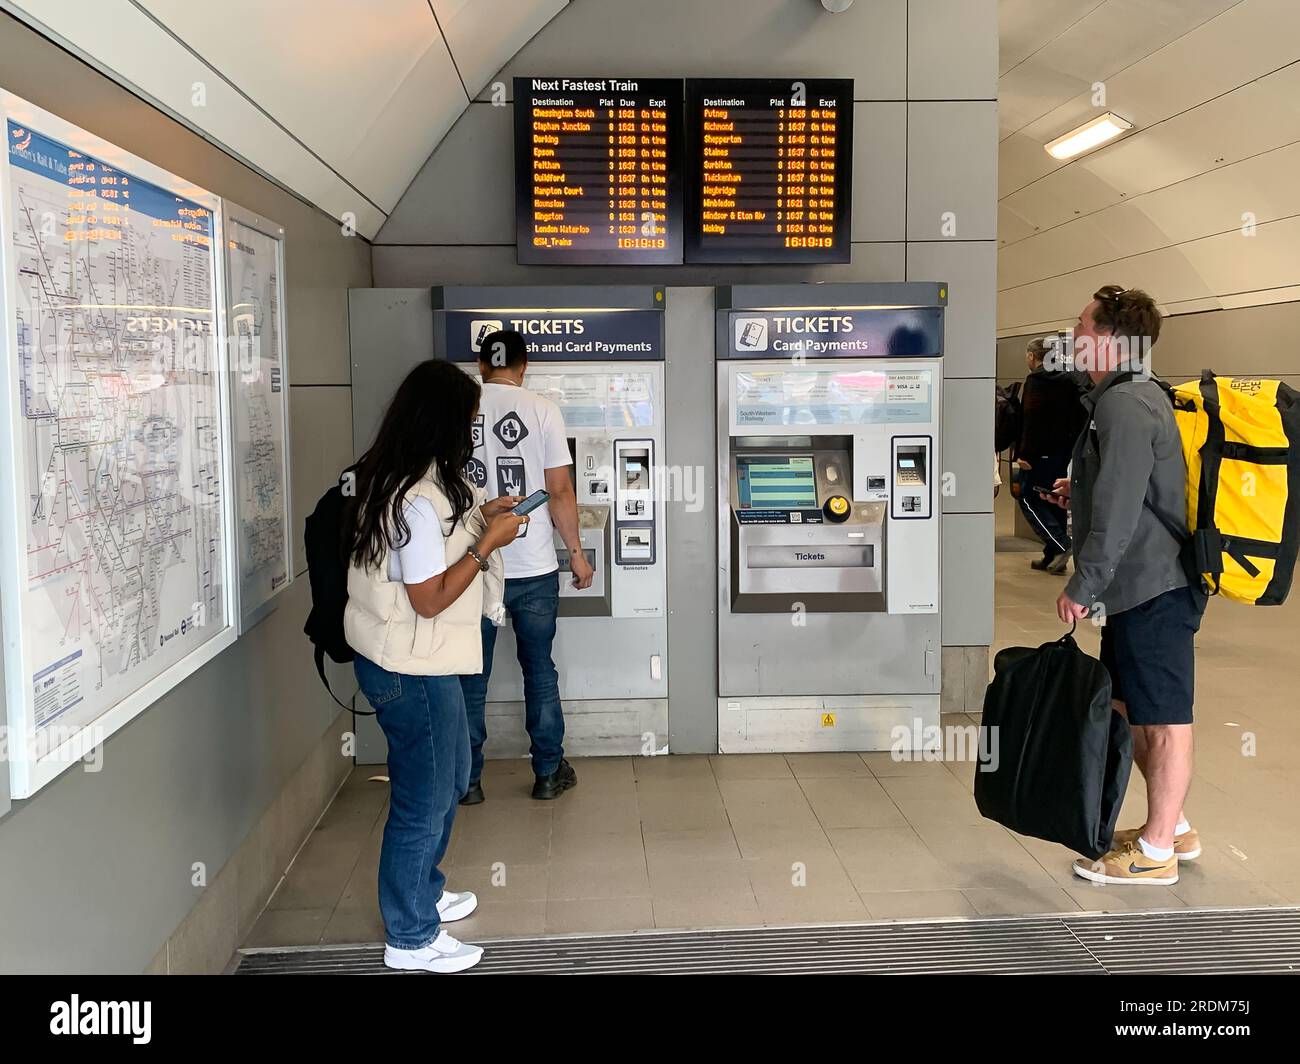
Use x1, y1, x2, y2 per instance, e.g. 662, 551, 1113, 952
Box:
1017, 453, 1072, 560
353, 654, 470, 950
459, 570, 565, 781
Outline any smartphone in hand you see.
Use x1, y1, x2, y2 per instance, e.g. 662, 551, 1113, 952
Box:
511, 489, 550, 516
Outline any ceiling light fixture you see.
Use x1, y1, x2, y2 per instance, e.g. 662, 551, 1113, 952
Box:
1044, 112, 1133, 160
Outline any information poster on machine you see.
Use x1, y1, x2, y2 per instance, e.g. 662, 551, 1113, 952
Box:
684, 78, 853, 263
732, 368, 933, 427
514, 77, 683, 265
224, 210, 292, 628
522, 371, 656, 430
1, 106, 232, 792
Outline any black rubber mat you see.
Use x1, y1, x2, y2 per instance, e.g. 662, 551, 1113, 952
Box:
232, 906, 1300, 975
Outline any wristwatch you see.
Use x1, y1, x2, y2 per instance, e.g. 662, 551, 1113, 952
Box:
467, 546, 489, 572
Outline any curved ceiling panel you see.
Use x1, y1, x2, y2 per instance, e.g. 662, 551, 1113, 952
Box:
997, 0, 1300, 335
0, 0, 569, 237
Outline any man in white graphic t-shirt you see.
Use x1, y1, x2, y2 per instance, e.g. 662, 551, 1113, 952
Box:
459, 330, 593, 805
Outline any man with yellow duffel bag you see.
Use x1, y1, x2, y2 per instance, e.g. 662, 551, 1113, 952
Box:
1046, 286, 1298, 888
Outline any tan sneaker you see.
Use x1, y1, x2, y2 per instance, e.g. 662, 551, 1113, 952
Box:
1073, 840, 1178, 886
1112, 826, 1201, 861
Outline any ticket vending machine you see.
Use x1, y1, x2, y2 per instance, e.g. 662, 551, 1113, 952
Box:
716, 284, 945, 752
438, 286, 669, 759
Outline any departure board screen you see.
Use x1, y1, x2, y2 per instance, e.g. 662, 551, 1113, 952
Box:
684, 78, 853, 264
514, 77, 683, 265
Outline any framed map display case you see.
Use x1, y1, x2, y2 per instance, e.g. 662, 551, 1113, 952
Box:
0, 91, 238, 796
222, 202, 292, 631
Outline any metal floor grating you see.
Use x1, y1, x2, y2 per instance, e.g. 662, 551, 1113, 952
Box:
234, 906, 1300, 975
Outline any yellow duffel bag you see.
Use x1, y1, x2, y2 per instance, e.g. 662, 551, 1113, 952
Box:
1169, 372, 1300, 605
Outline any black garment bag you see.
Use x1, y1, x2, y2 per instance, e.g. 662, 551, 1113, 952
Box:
974, 625, 1132, 859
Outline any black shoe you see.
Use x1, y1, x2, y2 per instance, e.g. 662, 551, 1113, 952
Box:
531, 759, 577, 800
459, 780, 484, 806
1030, 556, 1056, 571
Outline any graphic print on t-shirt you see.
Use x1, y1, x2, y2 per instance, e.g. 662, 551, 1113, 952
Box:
493, 411, 529, 449
496, 455, 525, 497
471, 413, 485, 449
465, 455, 487, 487
474, 382, 571, 578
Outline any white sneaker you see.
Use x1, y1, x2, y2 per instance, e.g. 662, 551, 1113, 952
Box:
384, 931, 483, 974
436, 889, 478, 922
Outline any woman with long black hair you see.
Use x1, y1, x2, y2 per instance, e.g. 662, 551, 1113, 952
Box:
344, 359, 526, 973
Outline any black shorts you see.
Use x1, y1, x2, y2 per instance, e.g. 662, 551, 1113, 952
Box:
1099, 586, 1204, 726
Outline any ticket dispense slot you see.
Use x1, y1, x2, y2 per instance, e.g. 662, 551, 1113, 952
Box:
891, 436, 932, 520
728, 436, 883, 614
614, 439, 656, 566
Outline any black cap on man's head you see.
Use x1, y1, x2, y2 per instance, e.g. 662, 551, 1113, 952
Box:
477, 329, 528, 369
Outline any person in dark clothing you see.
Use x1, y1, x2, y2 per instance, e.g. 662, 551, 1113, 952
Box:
1016, 336, 1086, 572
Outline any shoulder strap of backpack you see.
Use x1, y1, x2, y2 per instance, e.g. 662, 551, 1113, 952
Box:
314, 644, 373, 716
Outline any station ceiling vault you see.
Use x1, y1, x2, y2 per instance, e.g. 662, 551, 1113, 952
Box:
4, 0, 1295, 327
998, 0, 1300, 335
0, 0, 570, 238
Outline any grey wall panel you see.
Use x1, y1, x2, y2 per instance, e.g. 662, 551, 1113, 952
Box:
377, 104, 514, 246
289, 386, 357, 577
997, 333, 1039, 381
941, 512, 994, 645
372, 242, 907, 288
907, 0, 998, 101
348, 288, 435, 456
852, 103, 908, 242
941, 377, 995, 515
0, 619, 8, 820
476, 0, 909, 102
1148, 301, 1300, 379
283, 227, 372, 386
908, 240, 997, 378
0, 579, 350, 973
907, 102, 999, 242
998, 300, 1300, 381
0, 14, 369, 971
664, 288, 718, 754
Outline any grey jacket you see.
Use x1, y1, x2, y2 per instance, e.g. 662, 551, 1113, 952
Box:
1065, 370, 1191, 615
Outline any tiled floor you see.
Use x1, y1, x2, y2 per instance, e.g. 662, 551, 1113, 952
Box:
244, 551, 1300, 948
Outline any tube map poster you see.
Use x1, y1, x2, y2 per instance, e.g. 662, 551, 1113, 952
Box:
5, 119, 227, 775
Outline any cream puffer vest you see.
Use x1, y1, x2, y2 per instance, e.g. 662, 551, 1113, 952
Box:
344, 474, 504, 676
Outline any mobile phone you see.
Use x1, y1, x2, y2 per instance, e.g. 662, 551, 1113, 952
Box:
511, 489, 550, 516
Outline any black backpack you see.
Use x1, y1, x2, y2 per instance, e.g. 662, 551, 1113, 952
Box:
302, 467, 369, 713
995, 380, 1023, 454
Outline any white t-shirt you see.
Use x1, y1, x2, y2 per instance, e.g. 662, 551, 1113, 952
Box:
470, 380, 571, 578
387, 496, 447, 583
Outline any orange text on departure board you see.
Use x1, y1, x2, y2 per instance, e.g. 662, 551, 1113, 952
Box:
700, 96, 841, 250
529, 95, 671, 252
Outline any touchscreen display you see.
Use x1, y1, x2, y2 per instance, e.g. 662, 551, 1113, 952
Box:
737, 456, 818, 509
